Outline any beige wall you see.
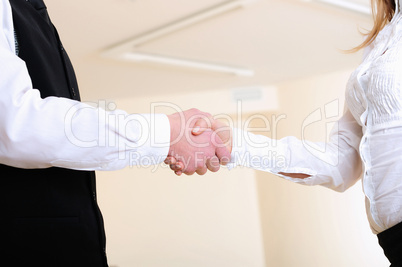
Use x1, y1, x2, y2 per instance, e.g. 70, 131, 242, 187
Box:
96, 99, 266, 267
95, 69, 389, 267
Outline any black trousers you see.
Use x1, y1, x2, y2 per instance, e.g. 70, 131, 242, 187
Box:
378, 221, 402, 266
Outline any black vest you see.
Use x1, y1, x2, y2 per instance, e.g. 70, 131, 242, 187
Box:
1, 1, 108, 266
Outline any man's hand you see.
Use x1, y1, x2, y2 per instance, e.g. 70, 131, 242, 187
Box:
165, 109, 232, 176
166, 109, 231, 176
192, 118, 232, 156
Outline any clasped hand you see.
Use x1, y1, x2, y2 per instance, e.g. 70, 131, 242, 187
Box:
166, 109, 232, 176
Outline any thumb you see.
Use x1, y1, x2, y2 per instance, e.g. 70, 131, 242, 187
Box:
213, 132, 232, 164
213, 120, 232, 154
192, 117, 213, 136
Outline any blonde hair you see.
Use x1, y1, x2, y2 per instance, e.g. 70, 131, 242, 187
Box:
350, 0, 396, 52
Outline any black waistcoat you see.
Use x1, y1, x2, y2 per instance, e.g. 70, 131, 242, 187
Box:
1, 1, 108, 266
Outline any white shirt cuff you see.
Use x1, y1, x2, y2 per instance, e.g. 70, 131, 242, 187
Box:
226, 128, 247, 170
126, 113, 170, 166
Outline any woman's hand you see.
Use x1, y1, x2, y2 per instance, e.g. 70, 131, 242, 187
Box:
164, 114, 232, 176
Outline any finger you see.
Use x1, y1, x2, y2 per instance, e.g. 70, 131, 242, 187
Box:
182, 163, 196, 175
219, 151, 231, 166
213, 120, 232, 152
192, 114, 215, 136
196, 166, 208, 175
169, 162, 184, 172
206, 156, 220, 172
176, 162, 184, 171
164, 156, 177, 165
212, 133, 232, 164
184, 169, 196, 176
175, 171, 183, 176
169, 164, 179, 171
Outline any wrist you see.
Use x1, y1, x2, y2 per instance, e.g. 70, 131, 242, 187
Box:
167, 114, 180, 155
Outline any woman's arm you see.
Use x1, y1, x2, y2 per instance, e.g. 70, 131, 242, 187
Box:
170, 107, 363, 192
227, 108, 363, 192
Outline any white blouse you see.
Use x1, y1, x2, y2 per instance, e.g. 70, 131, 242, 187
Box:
230, 0, 402, 234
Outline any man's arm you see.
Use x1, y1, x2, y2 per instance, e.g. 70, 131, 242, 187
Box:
0, 1, 226, 172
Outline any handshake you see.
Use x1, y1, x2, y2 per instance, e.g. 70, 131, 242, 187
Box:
165, 108, 232, 176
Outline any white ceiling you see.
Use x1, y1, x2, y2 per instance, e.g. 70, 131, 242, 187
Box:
45, 0, 372, 100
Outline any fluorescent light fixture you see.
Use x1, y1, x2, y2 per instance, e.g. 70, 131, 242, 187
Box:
122, 52, 255, 77
103, 0, 257, 76
312, 0, 371, 15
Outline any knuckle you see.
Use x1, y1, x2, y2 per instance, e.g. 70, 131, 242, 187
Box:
198, 118, 207, 125
211, 166, 220, 172
186, 170, 195, 176
196, 162, 205, 170
186, 166, 196, 174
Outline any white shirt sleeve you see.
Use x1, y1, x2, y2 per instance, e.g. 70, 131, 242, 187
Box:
227, 108, 363, 192
0, 0, 170, 171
